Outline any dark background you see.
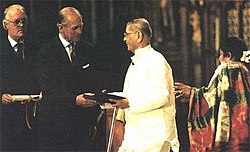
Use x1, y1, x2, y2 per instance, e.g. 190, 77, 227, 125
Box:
1, 0, 249, 151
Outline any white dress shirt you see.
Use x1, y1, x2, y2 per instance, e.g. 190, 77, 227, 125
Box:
59, 34, 74, 62
8, 35, 24, 59
119, 45, 179, 152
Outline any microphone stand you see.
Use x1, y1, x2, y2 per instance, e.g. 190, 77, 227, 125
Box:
107, 107, 117, 152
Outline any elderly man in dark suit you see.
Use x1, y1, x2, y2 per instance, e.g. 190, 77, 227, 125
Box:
36, 7, 101, 151
1, 4, 40, 151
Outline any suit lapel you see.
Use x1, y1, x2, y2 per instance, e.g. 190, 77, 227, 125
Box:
55, 37, 73, 66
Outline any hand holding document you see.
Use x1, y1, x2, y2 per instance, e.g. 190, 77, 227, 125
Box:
11, 92, 42, 102
83, 92, 125, 109
83, 92, 125, 104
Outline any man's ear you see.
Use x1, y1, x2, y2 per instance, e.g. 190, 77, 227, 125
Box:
2, 20, 8, 30
227, 52, 232, 59
137, 31, 143, 43
57, 23, 62, 30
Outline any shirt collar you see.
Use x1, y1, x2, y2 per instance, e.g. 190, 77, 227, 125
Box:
131, 45, 152, 64
8, 35, 24, 47
59, 33, 70, 48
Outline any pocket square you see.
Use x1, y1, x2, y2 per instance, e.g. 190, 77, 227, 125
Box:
82, 64, 90, 69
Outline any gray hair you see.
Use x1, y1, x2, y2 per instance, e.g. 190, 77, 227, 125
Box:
127, 18, 152, 41
57, 7, 82, 27
2, 4, 27, 30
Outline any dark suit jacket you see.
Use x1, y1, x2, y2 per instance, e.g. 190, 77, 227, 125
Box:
0, 36, 40, 151
36, 36, 100, 150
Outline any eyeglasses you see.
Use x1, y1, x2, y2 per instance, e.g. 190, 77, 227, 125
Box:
6, 18, 27, 26
123, 31, 138, 37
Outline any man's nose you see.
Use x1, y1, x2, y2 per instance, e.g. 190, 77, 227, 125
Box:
76, 27, 82, 34
18, 22, 25, 27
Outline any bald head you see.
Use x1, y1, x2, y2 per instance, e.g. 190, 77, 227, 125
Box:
126, 18, 152, 42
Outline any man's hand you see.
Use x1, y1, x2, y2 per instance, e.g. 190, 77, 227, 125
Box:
110, 98, 129, 109
76, 93, 97, 108
174, 82, 192, 98
2, 94, 13, 104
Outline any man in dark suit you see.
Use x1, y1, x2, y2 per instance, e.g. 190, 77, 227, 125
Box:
1, 4, 40, 151
36, 7, 101, 151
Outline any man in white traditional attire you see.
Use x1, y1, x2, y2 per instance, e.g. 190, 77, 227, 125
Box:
111, 18, 179, 152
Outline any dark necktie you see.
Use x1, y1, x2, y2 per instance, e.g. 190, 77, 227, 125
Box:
68, 43, 76, 64
16, 43, 24, 59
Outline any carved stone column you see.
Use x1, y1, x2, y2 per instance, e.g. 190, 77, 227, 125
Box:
180, 1, 189, 83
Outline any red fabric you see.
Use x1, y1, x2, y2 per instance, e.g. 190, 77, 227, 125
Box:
188, 62, 250, 152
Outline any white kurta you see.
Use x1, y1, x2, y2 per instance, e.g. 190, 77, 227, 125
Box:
118, 45, 179, 152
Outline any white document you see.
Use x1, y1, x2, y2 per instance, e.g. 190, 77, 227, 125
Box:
11, 93, 42, 102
